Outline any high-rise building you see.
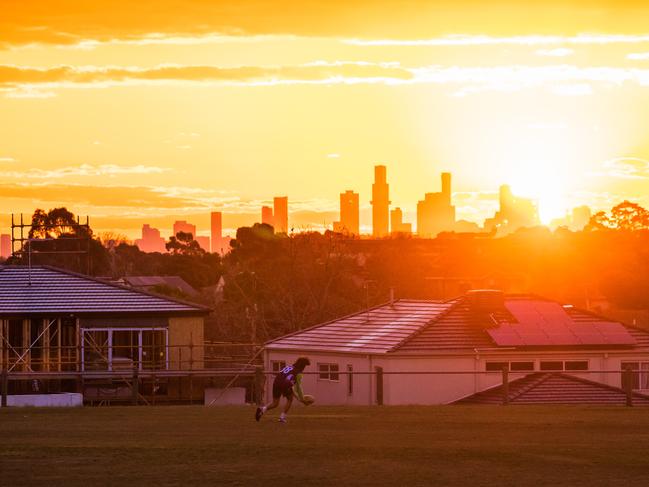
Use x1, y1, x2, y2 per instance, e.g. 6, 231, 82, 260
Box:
274, 196, 289, 233
173, 220, 196, 239
416, 172, 456, 238
333, 190, 360, 236
571, 205, 592, 231
0, 234, 11, 259
391, 208, 412, 235
261, 206, 274, 227
484, 185, 539, 234
135, 224, 166, 253
196, 236, 210, 252
371, 165, 390, 237
211, 211, 223, 254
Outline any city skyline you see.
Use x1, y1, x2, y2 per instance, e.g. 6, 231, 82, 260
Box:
0, 164, 619, 247
3, 1, 649, 238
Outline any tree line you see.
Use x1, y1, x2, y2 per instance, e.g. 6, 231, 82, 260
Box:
3, 202, 649, 342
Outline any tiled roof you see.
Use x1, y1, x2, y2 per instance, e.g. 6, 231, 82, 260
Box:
0, 266, 209, 316
265, 300, 453, 354
397, 299, 494, 351
568, 307, 649, 348
455, 372, 649, 405
266, 294, 649, 354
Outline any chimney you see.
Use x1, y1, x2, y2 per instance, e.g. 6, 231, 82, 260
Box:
389, 287, 395, 307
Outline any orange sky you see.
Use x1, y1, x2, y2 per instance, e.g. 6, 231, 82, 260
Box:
3, 1, 649, 237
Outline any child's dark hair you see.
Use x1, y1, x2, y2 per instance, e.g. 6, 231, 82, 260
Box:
293, 357, 311, 371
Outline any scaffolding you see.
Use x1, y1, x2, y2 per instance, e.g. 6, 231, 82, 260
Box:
10, 213, 92, 275
0, 335, 263, 406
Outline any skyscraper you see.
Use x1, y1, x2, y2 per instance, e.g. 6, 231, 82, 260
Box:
571, 205, 592, 231
371, 165, 390, 237
333, 190, 360, 236
196, 236, 210, 252
274, 196, 289, 233
135, 224, 166, 253
483, 184, 539, 234
173, 220, 196, 239
211, 211, 223, 253
416, 172, 456, 238
261, 206, 274, 227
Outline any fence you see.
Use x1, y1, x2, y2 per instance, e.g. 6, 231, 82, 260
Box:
0, 341, 263, 406
0, 360, 644, 407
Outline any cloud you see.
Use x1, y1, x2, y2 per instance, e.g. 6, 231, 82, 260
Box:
0, 182, 340, 224
5, 62, 649, 97
345, 34, 649, 47
627, 52, 649, 60
598, 157, 649, 179
536, 48, 574, 57
0, 62, 413, 93
0, 182, 238, 210
0, 163, 169, 179
0, 157, 16, 163
550, 83, 593, 96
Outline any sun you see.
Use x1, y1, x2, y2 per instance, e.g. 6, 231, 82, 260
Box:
507, 160, 570, 225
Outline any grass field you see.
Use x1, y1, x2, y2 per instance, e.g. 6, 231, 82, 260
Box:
2, 405, 649, 486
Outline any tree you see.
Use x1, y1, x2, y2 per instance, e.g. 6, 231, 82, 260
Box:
8, 207, 111, 275
586, 201, 649, 231
165, 231, 205, 256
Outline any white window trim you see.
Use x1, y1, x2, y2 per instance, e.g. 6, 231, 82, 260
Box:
317, 362, 340, 382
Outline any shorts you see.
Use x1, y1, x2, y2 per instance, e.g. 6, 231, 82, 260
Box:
272, 377, 294, 400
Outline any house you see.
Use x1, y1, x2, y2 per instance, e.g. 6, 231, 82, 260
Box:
0, 265, 210, 399
264, 290, 649, 405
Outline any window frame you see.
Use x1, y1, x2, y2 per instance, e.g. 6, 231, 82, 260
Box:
564, 360, 589, 371
317, 362, 340, 382
510, 361, 535, 372
271, 360, 286, 373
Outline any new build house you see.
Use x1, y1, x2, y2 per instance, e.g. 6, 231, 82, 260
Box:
264, 290, 649, 405
0, 265, 209, 399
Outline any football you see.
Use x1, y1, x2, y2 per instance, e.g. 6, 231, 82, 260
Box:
302, 394, 315, 405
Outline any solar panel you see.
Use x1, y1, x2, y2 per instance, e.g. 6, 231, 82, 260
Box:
486, 299, 638, 347
486, 326, 525, 346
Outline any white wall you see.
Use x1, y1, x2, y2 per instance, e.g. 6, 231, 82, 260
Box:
265, 348, 649, 405
265, 351, 372, 406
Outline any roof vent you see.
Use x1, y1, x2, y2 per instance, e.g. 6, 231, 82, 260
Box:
466, 289, 505, 312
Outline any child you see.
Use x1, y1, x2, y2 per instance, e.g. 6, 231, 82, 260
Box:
256, 357, 311, 423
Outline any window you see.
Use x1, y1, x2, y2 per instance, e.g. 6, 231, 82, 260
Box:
347, 365, 353, 396
621, 362, 649, 390
540, 361, 563, 371
565, 361, 588, 371
486, 362, 509, 371
81, 328, 167, 371
271, 360, 286, 373
510, 362, 534, 372
318, 363, 339, 381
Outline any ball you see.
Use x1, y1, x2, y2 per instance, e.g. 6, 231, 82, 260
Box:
302, 394, 315, 405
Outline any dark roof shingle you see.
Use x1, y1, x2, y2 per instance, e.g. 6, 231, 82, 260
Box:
0, 266, 209, 316
455, 372, 649, 405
